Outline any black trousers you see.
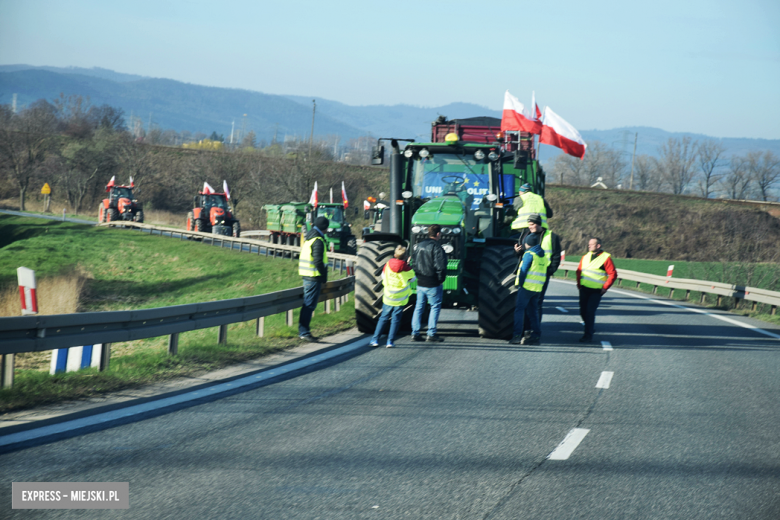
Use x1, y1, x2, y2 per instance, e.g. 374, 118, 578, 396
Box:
579, 286, 603, 339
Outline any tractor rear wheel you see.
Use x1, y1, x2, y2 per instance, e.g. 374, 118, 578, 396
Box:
478, 245, 518, 339
186, 212, 194, 231
355, 241, 395, 333
107, 208, 119, 222
98, 205, 105, 223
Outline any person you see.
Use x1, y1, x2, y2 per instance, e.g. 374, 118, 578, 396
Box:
298, 216, 329, 340
370, 245, 416, 348
510, 233, 550, 345
576, 237, 618, 343
514, 213, 562, 335
511, 182, 553, 231
411, 224, 447, 342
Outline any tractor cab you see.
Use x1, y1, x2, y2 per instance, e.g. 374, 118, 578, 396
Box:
314, 205, 344, 224
110, 187, 135, 201
201, 194, 230, 211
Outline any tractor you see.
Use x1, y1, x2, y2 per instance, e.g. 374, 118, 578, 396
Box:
355, 116, 545, 339
187, 184, 240, 237
361, 194, 389, 239
98, 177, 143, 223
311, 202, 358, 254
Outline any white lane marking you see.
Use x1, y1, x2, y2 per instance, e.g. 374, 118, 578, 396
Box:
548, 428, 590, 460
602, 341, 613, 351
554, 279, 780, 342
596, 371, 614, 389
556, 307, 569, 313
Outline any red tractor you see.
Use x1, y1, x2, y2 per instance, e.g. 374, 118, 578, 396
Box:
186, 182, 240, 237
98, 176, 143, 223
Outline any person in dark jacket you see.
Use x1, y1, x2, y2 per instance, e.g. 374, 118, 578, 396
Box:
298, 216, 329, 340
411, 224, 447, 342
510, 233, 550, 345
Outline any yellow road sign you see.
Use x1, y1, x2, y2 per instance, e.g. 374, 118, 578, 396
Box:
41, 183, 51, 195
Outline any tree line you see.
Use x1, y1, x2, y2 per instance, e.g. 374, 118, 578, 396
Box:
0, 96, 387, 229
548, 136, 780, 201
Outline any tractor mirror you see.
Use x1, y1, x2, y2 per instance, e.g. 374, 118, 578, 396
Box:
371, 145, 385, 166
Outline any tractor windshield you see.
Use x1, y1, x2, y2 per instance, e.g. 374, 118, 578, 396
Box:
315, 206, 344, 223
111, 187, 134, 199
411, 154, 491, 210
204, 195, 229, 209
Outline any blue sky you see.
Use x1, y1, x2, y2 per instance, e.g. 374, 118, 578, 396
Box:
1, 0, 779, 139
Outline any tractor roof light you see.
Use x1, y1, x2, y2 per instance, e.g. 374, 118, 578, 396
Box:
402, 191, 413, 199
496, 131, 504, 140
419, 148, 430, 158
444, 132, 459, 143
367, 196, 376, 203
403, 149, 414, 158
474, 149, 485, 161
488, 150, 500, 161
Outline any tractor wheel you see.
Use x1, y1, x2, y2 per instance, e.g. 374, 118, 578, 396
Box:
98, 205, 105, 223
195, 219, 207, 233
232, 221, 241, 238
355, 241, 395, 333
134, 210, 144, 223
346, 236, 358, 255
107, 208, 119, 222
186, 212, 194, 231
478, 245, 519, 339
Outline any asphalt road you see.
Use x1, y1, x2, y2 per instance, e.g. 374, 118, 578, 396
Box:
2, 280, 779, 519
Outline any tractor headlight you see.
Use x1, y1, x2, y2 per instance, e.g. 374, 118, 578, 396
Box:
488, 151, 499, 161
474, 149, 485, 161
412, 226, 421, 234
328, 228, 334, 232
442, 244, 454, 254
403, 149, 414, 158
452, 227, 461, 235
420, 226, 428, 234
441, 227, 452, 235
419, 148, 430, 158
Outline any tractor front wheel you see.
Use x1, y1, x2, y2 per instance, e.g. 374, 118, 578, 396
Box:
134, 210, 144, 223
355, 241, 396, 333
107, 208, 119, 222
478, 245, 518, 339
195, 219, 207, 233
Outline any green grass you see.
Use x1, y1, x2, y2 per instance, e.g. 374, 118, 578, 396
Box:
0, 214, 356, 412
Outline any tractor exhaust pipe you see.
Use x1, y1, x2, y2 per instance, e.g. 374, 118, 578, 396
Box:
388, 142, 403, 235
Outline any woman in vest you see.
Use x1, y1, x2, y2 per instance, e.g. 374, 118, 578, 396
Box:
576, 237, 618, 343
510, 233, 550, 345
370, 245, 416, 348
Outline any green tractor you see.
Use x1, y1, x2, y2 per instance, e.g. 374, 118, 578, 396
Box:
311, 202, 358, 254
354, 116, 545, 339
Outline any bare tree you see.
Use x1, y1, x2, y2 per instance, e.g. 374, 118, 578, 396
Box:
0, 101, 58, 210
696, 140, 726, 198
719, 154, 753, 200
746, 150, 780, 201
632, 155, 663, 192
657, 137, 698, 195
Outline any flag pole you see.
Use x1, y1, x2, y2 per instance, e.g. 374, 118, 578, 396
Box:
536, 106, 545, 159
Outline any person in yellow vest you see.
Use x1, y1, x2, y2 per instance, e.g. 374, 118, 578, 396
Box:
576, 237, 618, 343
370, 245, 416, 348
511, 182, 553, 231
298, 216, 330, 341
510, 233, 551, 345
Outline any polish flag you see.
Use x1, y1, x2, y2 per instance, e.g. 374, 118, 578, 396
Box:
129, 176, 134, 187
341, 181, 349, 208
363, 200, 371, 211
309, 181, 318, 207
203, 182, 216, 194
223, 180, 231, 200
330, 187, 334, 203
501, 90, 542, 135
106, 176, 116, 191
540, 107, 587, 160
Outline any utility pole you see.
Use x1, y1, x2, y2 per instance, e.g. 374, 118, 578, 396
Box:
629, 132, 638, 190
309, 99, 316, 158
230, 120, 235, 145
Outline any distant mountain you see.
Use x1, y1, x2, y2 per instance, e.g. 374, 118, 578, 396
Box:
2, 65, 779, 160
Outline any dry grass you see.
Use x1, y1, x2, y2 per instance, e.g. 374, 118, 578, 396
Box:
1, 269, 90, 371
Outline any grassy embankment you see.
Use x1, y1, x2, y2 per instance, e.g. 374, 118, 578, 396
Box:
0, 214, 354, 413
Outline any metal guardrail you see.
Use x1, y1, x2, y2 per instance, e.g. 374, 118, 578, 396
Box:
558, 261, 780, 312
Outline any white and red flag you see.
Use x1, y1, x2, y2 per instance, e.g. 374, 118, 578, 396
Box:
363, 200, 371, 211
341, 181, 349, 208
106, 176, 116, 191
330, 187, 333, 203
309, 181, 318, 207
203, 182, 215, 194
223, 180, 230, 200
129, 176, 134, 187
540, 107, 587, 160
501, 90, 542, 135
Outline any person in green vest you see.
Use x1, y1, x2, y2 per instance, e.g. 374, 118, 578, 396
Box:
510, 233, 551, 345
576, 237, 618, 343
511, 182, 553, 231
298, 216, 330, 341
370, 245, 416, 348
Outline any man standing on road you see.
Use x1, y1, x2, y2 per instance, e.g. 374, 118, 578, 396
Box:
576, 237, 617, 343
510, 233, 550, 345
298, 216, 329, 341
412, 224, 447, 342
514, 213, 562, 335
511, 182, 553, 232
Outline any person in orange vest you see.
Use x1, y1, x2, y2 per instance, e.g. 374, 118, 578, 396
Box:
576, 237, 617, 343
370, 245, 416, 348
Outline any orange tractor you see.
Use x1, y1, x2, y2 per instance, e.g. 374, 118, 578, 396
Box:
186, 181, 240, 237
98, 176, 143, 223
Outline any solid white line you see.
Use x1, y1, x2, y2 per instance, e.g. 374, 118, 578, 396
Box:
596, 371, 614, 389
602, 341, 613, 351
556, 306, 569, 313
548, 428, 590, 460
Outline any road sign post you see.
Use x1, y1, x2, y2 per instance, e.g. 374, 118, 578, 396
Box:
41, 183, 51, 212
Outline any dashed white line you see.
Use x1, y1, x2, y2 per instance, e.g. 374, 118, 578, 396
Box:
596, 371, 614, 389
602, 341, 613, 351
556, 307, 568, 313
548, 428, 590, 460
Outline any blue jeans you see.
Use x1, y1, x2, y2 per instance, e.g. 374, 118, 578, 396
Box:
412, 285, 443, 337
524, 275, 550, 333
371, 304, 404, 345
514, 286, 541, 338
298, 279, 323, 336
